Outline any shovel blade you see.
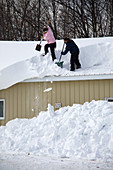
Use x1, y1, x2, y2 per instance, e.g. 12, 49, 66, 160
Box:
55, 61, 64, 68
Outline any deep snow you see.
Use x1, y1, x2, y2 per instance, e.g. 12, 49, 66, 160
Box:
0, 100, 113, 160
1, 37, 113, 90
1, 100, 113, 169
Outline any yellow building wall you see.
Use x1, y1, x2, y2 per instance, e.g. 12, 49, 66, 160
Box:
0, 79, 113, 126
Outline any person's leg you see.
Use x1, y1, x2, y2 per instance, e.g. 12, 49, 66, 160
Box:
71, 51, 81, 69
75, 51, 81, 69
44, 44, 50, 55
75, 57, 81, 69
50, 42, 56, 61
70, 53, 81, 71
70, 54, 75, 71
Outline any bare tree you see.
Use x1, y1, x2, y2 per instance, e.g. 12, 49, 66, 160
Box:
0, 0, 113, 40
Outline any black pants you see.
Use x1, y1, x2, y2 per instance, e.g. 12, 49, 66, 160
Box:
70, 52, 81, 71
45, 42, 56, 61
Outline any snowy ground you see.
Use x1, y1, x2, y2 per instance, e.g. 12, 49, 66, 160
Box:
0, 153, 113, 170
0, 100, 113, 169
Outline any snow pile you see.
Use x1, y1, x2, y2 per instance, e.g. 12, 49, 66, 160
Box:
80, 42, 113, 68
0, 100, 113, 161
1, 37, 113, 90
0, 41, 37, 70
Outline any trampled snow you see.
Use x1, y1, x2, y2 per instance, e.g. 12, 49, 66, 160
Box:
1, 37, 113, 90
0, 100, 113, 162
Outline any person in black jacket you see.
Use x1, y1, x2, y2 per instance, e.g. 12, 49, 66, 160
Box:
61, 38, 81, 71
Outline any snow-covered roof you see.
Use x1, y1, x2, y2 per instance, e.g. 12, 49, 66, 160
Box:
0, 37, 113, 90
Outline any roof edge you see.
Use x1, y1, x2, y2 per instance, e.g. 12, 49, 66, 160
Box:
23, 74, 113, 82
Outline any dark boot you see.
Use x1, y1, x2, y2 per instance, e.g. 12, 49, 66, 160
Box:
76, 65, 81, 69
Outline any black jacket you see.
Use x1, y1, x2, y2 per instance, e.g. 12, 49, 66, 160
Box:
62, 40, 79, 55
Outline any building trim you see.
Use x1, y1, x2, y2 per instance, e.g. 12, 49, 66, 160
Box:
23, 74, 113, 83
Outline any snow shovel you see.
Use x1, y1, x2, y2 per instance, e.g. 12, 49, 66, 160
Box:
55, 43, 65, 68
35, 39, 42, 51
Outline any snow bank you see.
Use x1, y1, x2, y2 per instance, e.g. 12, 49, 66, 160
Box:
80, 42, 113, 68
0, 41, 37, 70
0, 100, 113, 161
1, 37, 113, 90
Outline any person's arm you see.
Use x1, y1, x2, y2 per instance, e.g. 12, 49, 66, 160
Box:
42, 20, 50, 39
61, 45, 69, 55
46, 20, 50, 28
42, 33, 45, 40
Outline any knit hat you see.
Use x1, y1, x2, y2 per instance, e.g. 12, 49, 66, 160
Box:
43, 27, 48, 32
64, 38, 70, 41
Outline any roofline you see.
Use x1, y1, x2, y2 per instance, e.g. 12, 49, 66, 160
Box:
23, 74, 113, 82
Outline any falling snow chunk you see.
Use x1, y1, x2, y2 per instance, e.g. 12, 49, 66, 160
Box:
43, 87, 52, 92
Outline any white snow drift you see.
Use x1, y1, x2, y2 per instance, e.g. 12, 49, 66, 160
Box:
0, 100, 113, 161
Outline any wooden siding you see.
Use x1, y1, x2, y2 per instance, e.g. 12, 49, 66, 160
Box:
0, 79, 113, 126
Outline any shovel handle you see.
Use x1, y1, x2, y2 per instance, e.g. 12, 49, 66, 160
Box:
59, 43, 65, 61
39, 36, 44, 45
39, 40, 42, 45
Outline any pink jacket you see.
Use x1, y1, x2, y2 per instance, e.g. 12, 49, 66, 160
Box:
43, 26, 56, 44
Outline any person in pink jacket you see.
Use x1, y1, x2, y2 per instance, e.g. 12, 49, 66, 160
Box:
43, 26, 56, 61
